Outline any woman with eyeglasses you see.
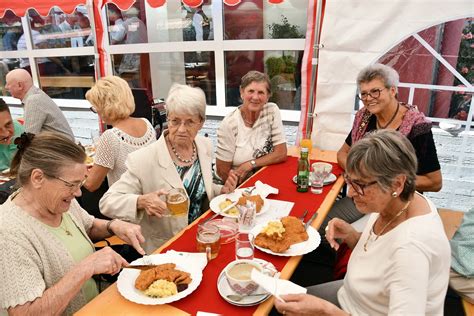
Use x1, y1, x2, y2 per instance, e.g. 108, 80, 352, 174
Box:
275, 130, 450, 316
84, 76, 156, 192
100, 84, 238, 253
0, 132, 145, 315
216, 70, 287, 184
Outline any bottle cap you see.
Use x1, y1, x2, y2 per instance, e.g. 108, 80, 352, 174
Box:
301, 147, 309, 153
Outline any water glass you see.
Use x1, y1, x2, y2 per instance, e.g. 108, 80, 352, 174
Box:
310, 175, 324, 194
235, 233, 254, 260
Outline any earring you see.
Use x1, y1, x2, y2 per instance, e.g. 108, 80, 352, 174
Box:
391, 192, 398, 198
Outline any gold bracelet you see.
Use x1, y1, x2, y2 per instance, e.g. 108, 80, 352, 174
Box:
106, 219, 118, 235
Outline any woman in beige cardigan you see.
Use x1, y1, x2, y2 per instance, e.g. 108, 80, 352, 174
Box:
0, 132, 145, 315
100, 83, 238, 253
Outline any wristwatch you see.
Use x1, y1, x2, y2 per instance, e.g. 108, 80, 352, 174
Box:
250, 160, 257, 170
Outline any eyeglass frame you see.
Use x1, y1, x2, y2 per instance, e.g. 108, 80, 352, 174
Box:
89, 106, 98, 114
343, 173, 378, 196
167, 117, 201, 129
357, 87, 387, 101
44, 172, 87, 192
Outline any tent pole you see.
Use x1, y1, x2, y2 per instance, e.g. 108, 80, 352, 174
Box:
306, 0, 324, 139
87, 0, 101, 80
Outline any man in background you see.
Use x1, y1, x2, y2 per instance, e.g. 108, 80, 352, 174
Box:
0, 98, 24, 172
5, 69, 74, 140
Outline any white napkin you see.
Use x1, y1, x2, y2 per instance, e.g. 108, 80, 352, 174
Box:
251, 269, 307, 302
164, 250, 208, 271
196, 312, 222, 316
254, 181, 279, 199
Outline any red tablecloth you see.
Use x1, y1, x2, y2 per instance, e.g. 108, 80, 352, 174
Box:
163, 157, 342, 315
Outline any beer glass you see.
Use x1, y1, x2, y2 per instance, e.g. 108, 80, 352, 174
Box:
196, 222, 221, 260
166, 188, 188, 217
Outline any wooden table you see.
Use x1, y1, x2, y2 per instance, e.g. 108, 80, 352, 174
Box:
76, 148, 344, 316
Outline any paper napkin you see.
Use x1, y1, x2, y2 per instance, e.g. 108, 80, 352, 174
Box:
165, 250, 208, 271
254, 180, 279, 198
250, 269, 306, 301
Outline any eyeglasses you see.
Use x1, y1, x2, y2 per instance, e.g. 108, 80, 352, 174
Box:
89, 106, 97, 114
343, 173, 377, 196
45, 173, 87, 192
168, 118, 200, 129
358, 88, 387, 101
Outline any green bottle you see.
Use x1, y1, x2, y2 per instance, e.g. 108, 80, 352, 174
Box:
297, 147, 309, 192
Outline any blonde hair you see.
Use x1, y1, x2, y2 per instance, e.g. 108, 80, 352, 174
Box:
85, 76, 135, 123
165, 83, 206, 121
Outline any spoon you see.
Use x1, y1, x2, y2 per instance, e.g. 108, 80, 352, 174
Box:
226, 293, 267, 301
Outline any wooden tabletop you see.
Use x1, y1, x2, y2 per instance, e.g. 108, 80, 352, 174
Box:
76, 148, 343, 316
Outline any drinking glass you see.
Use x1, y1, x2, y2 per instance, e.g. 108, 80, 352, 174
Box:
237, 201, 256, 233
196, 222, 221, 260
235, 233, 254, 260
165, 188, 188, 217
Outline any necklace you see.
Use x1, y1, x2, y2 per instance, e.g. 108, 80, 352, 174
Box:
59, 217, 73, 236
171, 142, 197, 164
241, 111, 255, 127
363, 201, 410, 251
376, 102, 400, 129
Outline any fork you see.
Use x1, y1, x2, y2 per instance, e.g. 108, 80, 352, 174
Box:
298, 210, 308, 222
242, 186, 256, 196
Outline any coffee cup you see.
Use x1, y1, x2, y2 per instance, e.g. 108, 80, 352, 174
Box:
224, 260, 263, 295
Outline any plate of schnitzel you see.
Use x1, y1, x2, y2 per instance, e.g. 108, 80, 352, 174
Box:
250, 216, 321, 257
117, 254, 202, 305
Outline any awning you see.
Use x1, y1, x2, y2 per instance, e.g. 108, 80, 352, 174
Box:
0, 1, 86, 17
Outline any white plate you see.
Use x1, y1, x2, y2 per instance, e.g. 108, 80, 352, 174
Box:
209, 188, 270, 219
292, 173, 337, 186
217, 258, 277, 306
249, 223, 321, 257
117, 254, 203, 305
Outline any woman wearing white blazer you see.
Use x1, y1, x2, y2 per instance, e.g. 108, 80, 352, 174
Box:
100, 84, 237, 253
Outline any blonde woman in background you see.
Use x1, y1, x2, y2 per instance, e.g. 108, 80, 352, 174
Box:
84, 76, 156, 192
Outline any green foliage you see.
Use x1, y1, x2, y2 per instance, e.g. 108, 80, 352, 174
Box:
267, 15, 304, 39
265, 54, 296, 78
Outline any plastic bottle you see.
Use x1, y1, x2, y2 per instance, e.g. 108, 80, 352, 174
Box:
297, 147, 310, 192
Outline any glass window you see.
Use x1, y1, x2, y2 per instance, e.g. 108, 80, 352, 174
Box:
225, 50, 303, 110
25, 6, 94, 50
224, 1, 307, 40
377, 18, 473, 121
106, 1, 213, 44
36, 55, 95, 99
112, 51, 216, 105
0, 10, 23, 52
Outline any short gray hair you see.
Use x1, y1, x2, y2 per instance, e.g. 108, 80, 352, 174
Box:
165, 83, 206, 121
346, 130, 417, 201
356, 63, 399, 93
240, 70, 271, 95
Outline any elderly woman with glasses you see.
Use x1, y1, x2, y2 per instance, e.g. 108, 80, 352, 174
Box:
0, 132, 145, 315
84, 76, 156, 192
216, 70, 287, 184
100, 84, 238, 253
275, 130, 450, 316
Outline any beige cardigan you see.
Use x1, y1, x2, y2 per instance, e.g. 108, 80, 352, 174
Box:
0, 193, 95, 315
100, 133, 221, 253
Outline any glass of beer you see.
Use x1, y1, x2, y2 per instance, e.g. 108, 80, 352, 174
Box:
166, 188, 188, 217
196, 222, 221, 261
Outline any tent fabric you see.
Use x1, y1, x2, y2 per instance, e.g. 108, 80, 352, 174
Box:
310, 0, 472, 150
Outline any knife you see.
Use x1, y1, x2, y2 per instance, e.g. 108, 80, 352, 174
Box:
204, 200, 239, 223
304, 211, 318, 230
124, 265, 159, 271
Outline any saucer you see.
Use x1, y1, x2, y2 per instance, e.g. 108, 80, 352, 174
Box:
217, 258, 277, 306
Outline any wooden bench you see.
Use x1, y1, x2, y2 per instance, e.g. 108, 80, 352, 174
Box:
438, 209, 473, 316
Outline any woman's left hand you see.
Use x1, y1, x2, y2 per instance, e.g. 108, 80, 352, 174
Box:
221, 170, 238, 194
108, 220, 146, 255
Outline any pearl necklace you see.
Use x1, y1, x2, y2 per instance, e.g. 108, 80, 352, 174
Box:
171, 142, 197, 164
376, 102, 400, 129
364, 201, 410, 252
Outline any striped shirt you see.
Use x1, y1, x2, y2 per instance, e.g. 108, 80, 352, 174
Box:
22, 86, 74, 140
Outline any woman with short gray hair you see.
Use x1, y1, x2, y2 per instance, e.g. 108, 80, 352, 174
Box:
275, 130, 450, 315
100, 84, 238, 253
